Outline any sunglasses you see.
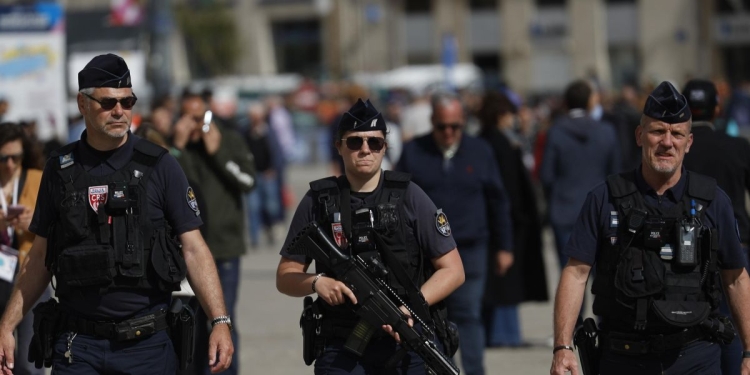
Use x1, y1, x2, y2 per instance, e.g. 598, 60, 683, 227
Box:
435, 123, 462, 132
341, 136, 386, 151
83, 93, 138, 110
0, 153, 22, 163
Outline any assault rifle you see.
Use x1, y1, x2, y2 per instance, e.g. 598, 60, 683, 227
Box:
286, 221, 460, 375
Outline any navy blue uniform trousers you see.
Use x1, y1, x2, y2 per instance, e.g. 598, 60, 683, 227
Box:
599, 340, 720, 375
51, 330, 175, 375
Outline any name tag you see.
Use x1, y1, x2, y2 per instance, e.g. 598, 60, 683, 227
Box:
610, 211, 618, 228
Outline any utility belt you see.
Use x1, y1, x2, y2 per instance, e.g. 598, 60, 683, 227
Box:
602, 326, 704, 355
601, 314, 735, 355
59, 308, 169, 341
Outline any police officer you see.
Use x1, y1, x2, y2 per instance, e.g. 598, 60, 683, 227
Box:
682, 78, 750, 375
0, 54, 233, 375
276, 99, 465, 374
550, 81, 750, 375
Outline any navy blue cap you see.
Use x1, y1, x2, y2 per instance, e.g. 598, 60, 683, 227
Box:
682, 79, 718, 120
337, 99, 387, 133
78, 54, 131, 91
643, 81, 691, 124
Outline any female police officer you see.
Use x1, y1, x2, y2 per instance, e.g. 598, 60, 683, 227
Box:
276, 99, 464, 374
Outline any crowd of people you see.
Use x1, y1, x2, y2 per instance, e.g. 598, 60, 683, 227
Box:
0, 55, 748, 374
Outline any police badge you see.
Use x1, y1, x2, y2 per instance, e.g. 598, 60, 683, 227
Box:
88, 185, 108, 213
435, 209, 451, 237
186, 187, 200, 216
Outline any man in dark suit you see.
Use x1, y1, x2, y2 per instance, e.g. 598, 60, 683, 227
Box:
682, 78, 750, 375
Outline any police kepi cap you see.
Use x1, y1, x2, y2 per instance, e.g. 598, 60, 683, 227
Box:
682, 79, 718, 119
643, 81, 691, 124
337, 99, 387, 134
78, 53, 132, 91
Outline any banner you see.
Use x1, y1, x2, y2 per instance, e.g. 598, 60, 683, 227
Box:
0, 4, 65, 141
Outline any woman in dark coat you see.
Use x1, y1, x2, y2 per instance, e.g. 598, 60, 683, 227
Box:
478, 91, 549, 347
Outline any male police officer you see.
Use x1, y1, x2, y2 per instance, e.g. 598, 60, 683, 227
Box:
682, 78, 750, 375
550, 81, 750, 375
0, 54, 233, 374
277, 99, 464, 374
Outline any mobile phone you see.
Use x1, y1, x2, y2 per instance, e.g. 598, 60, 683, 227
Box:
6, 205, 24, 219
201, 110, 212, 134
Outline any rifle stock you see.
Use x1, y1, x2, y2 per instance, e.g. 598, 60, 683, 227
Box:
287, 222, 460, 375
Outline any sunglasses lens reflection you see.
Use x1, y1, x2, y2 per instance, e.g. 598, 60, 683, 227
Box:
344, 137, 385, 151
100, 97, 137, 110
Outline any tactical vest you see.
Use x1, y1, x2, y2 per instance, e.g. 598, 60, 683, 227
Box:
45, 139, 186, 299
309, 171, 425, 320
592, 171, 722, 333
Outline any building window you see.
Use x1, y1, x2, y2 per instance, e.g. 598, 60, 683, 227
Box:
470, 0, 497, 10
271, 20, 321, 75
716, 0, 750, 13
405, 0, 430, 14
536, 0, 565, 7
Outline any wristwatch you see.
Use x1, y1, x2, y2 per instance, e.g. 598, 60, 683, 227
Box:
211, 315, 233, 331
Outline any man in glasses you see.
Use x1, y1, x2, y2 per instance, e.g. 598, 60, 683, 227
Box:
171, 90, 256, 375
0, 53, 234, 374
277, 98, 465, 374
396, 92, 513, 375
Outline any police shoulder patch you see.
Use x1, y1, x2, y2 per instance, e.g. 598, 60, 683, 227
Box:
186, 187, 200, 216
435, 208, 451, 237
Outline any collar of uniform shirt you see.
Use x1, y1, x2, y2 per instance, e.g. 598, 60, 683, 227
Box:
439, 141, 460, 160
568, 108, 588, 119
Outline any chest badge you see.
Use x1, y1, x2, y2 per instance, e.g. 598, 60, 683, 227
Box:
610, 237, 617, 245
59, 152, 74, 169
331, 222, 347, 248
88, 185, 108, 213
435, 209, 451, 237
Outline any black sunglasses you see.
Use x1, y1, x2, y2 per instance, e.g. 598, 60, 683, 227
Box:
341, 136, 386, 151
0, 153, 22, 163
435, 123, 462, 132
83, 93, 138, 110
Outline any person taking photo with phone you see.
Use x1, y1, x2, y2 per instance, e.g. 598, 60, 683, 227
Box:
0, 122, 46, 375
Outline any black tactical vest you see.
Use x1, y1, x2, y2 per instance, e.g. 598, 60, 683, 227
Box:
592, 171, 722, 333
45, 139, 186, 299
309, 171, 424, 320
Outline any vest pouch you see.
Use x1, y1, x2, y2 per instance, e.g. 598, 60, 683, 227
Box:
56, 245, 115, 287
651, 300, 711, 327
58, 191, 89, 243
116, 215, 144, 278
151, 228, 187, 289
614, 247, 665, 299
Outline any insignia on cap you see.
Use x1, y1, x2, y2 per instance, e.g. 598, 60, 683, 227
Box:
643, 81, 691, 124
336, 99, 387, 135
435, 209, 451, 237
186, 187, 200, 216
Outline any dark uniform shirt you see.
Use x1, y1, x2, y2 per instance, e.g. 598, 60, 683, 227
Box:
280, 171, 456, 263
29, 131, 203, 319
564, 166, 747, 270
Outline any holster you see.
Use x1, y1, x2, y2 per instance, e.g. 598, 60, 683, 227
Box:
300, 296, 323, 366
168, 298, 195, 370
28, 298, 60, 369
574, 318, 601, 375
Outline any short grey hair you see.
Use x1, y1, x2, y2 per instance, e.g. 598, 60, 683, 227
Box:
79, 87, 94, 96
430, 91, 462, 113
